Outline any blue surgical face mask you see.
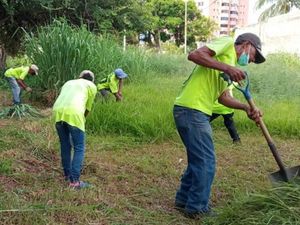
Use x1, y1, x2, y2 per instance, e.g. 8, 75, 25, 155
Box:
238, 51, 250, 66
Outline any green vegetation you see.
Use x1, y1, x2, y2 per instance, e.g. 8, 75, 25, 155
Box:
0, 159, 12, 175
1, 19, 300, 224
256, 0, 300, 22
25, 20, 192, 92
0, 104, 43, 119
207, 184, 300, 225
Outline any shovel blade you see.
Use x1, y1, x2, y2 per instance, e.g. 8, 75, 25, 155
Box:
269, 166, 300, 183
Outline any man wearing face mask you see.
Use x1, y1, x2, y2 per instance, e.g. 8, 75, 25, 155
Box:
173, 33, 265, 219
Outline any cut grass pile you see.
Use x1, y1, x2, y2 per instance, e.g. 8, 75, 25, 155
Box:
0, 104, 44, 119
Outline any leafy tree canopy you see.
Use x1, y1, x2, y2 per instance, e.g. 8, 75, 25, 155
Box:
145, 0, 217, 47
256, 0, 300, 21
0, 0, 151, 55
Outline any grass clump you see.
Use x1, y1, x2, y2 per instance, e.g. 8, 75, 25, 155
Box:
0, 159, 12, 175
87, 77, 181, 142
25, 19, 191, 94
0, 104, 43, 119
206, 183, 300, 225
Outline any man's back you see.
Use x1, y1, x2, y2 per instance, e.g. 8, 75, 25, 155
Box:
53, 79, 97, 131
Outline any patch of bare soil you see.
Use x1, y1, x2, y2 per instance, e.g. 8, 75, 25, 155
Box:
16, 158, 52, 174
0, 119, 11, 128
0, 175, 19, 191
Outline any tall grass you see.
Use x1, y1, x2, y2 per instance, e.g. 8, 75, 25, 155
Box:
246, 53, 300, 101
25, 20, 191, 92
87, 76, 182, 142
24, 20, 300, 139
88, 52, 300, 141
205, 183, 300, 225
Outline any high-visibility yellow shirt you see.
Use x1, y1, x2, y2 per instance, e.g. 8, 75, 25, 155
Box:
53, 79, 97, 132
212, 84, 235, 114
174, 36, 237, 116
97, 73, 119, 94
4, 66, 30, 80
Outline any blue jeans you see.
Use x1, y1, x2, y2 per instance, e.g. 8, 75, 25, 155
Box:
6, 77, 21, 104
55, 121, 85, 182
173, 105, 215, 213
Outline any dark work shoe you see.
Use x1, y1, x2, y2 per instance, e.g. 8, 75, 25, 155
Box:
233, 138, 241, 144
174, 202, 185, 212
184, 209, 217, 220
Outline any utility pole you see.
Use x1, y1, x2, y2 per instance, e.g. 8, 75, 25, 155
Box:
123, 29, 126, 52
184, 0, 188, 54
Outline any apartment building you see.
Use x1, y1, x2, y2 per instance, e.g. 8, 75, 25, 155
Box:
194, 0, 249, 36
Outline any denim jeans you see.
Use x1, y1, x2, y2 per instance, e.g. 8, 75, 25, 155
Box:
55, 121, 85, 182
6, 77, 21, 104
210, 113, 240, 141
173, 105, 215, 213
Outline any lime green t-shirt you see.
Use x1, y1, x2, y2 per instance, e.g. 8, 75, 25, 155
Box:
212, 84, 234, 115
174, 36, 237, 116
97, 73, 119, 94
4, 66, 30, 80
53, 79, 97, 132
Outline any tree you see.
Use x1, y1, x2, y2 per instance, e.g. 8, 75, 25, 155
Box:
256, 0, 300, 21
0, 0, 151, 56
144, 0, 217, 49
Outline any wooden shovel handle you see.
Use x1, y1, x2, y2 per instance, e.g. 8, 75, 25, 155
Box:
247, 99, 287, 172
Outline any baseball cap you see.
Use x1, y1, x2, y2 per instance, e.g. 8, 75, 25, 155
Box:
79, 70, 95, 82
30, 64, 39, 75
235, 33, 265, 64
114, 68, 128, 79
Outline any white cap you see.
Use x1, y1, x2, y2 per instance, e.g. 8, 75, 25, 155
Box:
30, 64, 39, 75
79, 70, 95, 82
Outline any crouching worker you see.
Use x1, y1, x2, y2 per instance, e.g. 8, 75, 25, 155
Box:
4, 64, 39, 105
210, 84, 241, 143
97, 68, 128, 101
53, 70, 97, 189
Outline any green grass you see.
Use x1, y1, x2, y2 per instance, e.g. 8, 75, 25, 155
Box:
25, 20, 192, 93
0, 159, 12, 175
87, 76, 184, 142
2, 33, 300, 224
1, 117, 300, 224
206, 184, 300, 225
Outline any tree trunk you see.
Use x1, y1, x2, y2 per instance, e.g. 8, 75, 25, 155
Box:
0, 45, 7, 70
154, 30, 161, 52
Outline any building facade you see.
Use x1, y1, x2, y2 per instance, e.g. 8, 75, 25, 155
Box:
194, 0, 249, 36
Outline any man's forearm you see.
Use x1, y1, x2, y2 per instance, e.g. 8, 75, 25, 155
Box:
188, 47, 232, 73
118, 79, 123, 94
16, 79, 27, 89
218, 91, 247, 111
220, 98, 247, 111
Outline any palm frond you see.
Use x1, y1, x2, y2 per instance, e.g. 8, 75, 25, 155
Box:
258, 0, 292, 22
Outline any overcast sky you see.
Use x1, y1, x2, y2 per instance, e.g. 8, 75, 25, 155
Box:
248, 0, 263, 24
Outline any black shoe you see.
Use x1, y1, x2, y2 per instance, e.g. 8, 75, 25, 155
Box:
184, 209, 217, 220
233, 138, 241, 144
174, 202, 185, 212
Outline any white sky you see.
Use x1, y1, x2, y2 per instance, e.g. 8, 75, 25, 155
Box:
248, 0, 265, 24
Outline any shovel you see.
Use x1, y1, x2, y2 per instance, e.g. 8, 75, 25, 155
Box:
223, 72, 300, 183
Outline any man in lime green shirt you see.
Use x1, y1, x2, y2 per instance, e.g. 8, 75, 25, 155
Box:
97, 68, 128, 101
210, 84, 240, 143
4, 64, 39, 104
53, 70, 97, 189
173, 33, 265, 219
